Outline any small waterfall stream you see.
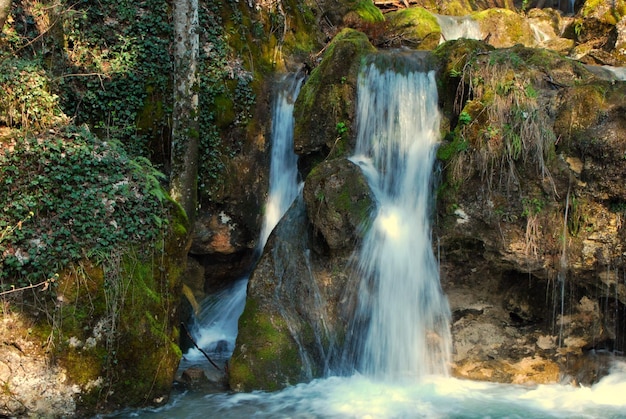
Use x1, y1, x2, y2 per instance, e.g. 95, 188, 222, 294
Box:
258, 74, 304, 249
435, 15, 482, 43
184, 73, 303, 363
345, 53, 451, 379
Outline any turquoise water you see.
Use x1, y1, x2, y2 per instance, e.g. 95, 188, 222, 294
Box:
110, 364, 626, 418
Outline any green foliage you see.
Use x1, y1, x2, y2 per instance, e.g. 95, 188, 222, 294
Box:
522, 197, 545, 218
5, 0, 260, 202
0, 58, 66, 128
489, 50, 524, 69
574, 21, 584, 37
0, 126, 168, 286
57, 0, 173, 158
458, 111, 472, 125
521, 0, 530, 11
196, 3, 256, 200
437, 133, 468, 161
336, 121, 349, 137
524, 84, 538, 99
568, 195, 586, 237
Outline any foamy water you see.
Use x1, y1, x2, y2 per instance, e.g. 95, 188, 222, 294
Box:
111, 362, 626, 418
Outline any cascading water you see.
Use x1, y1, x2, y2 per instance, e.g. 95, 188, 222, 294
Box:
184, 73, 303, 362
344, 52, 451, 379
258, 74, 304, 249
435, 14, 482, 43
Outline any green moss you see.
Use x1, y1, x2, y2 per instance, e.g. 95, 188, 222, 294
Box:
554, 84, 606, 144
471, 8, 533, 47
443, 0, 473, 15
352, 0, 385, 23
294, 29, 375, 155
385, 7, 441, 50
229, 298, 301, 392
581, 0, 626, 24
437, 132, 469, 161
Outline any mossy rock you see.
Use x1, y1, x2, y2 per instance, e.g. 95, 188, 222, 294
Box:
472, 8, 535, 48
48, 199, 188, 415
320, 0, 383, 27
303, 158, 374, 250
344, 0, 385, 24
434, 38, 494, 78
433, 38, 494, 122
279, 0, 321, 61
385, 7, 442, 50
553, 84, 607, 144
228, 298, 302, 392
229, 195, 351, 392
580, 0, 626, 25
294, 28, 376, 157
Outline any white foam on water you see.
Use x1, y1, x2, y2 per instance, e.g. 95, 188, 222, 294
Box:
110, 365, 626, 418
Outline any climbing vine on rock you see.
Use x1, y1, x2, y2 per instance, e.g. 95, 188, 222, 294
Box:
0, 126, 167, 287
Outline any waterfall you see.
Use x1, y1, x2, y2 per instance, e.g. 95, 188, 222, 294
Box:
345, 53, 452, 380
259, 73, 304, 249
435, 14, 482, 44
185, 73, 303, 361
530, 23, 551, 46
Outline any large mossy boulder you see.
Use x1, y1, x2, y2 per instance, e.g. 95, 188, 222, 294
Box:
0, 127, 188, 416
385, 7, 442, 49
472, 8, 536, 47
303, 158, 374, 250
293, 28, 376, 161
571, 0, 626, 64
229, 195, 356, 391
229, 159, 373, 391
317, 0, 384, 27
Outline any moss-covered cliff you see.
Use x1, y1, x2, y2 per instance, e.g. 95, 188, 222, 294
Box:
0, 126, 189, 415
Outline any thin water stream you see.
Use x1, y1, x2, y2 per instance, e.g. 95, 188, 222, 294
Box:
106, 55, 626, 418
435, 15, 482, 43
183, 73, 304, 365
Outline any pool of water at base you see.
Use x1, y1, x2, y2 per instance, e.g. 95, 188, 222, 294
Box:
106, 362, 626, 419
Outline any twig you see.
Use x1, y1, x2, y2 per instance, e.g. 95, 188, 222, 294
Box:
180, 322, 222, 371
0, 278, 53, 296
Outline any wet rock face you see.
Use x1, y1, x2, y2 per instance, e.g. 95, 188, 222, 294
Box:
434, 39, 626, 383
303, 159, 374, 250
229, 196, 355, 391
294, 29, 376, 160
186, 211, 256, 295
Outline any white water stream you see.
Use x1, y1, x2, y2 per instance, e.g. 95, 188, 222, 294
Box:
435, 15, 482, 44
107, 57, 626, 418
345, 54, 451, 379
183, 73, 303, 363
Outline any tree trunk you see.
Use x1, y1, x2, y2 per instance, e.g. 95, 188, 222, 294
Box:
170, 0, 199, 225
0, 0, 12, 29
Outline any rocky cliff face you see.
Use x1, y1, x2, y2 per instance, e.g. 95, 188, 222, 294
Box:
227, 0, 626, 391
